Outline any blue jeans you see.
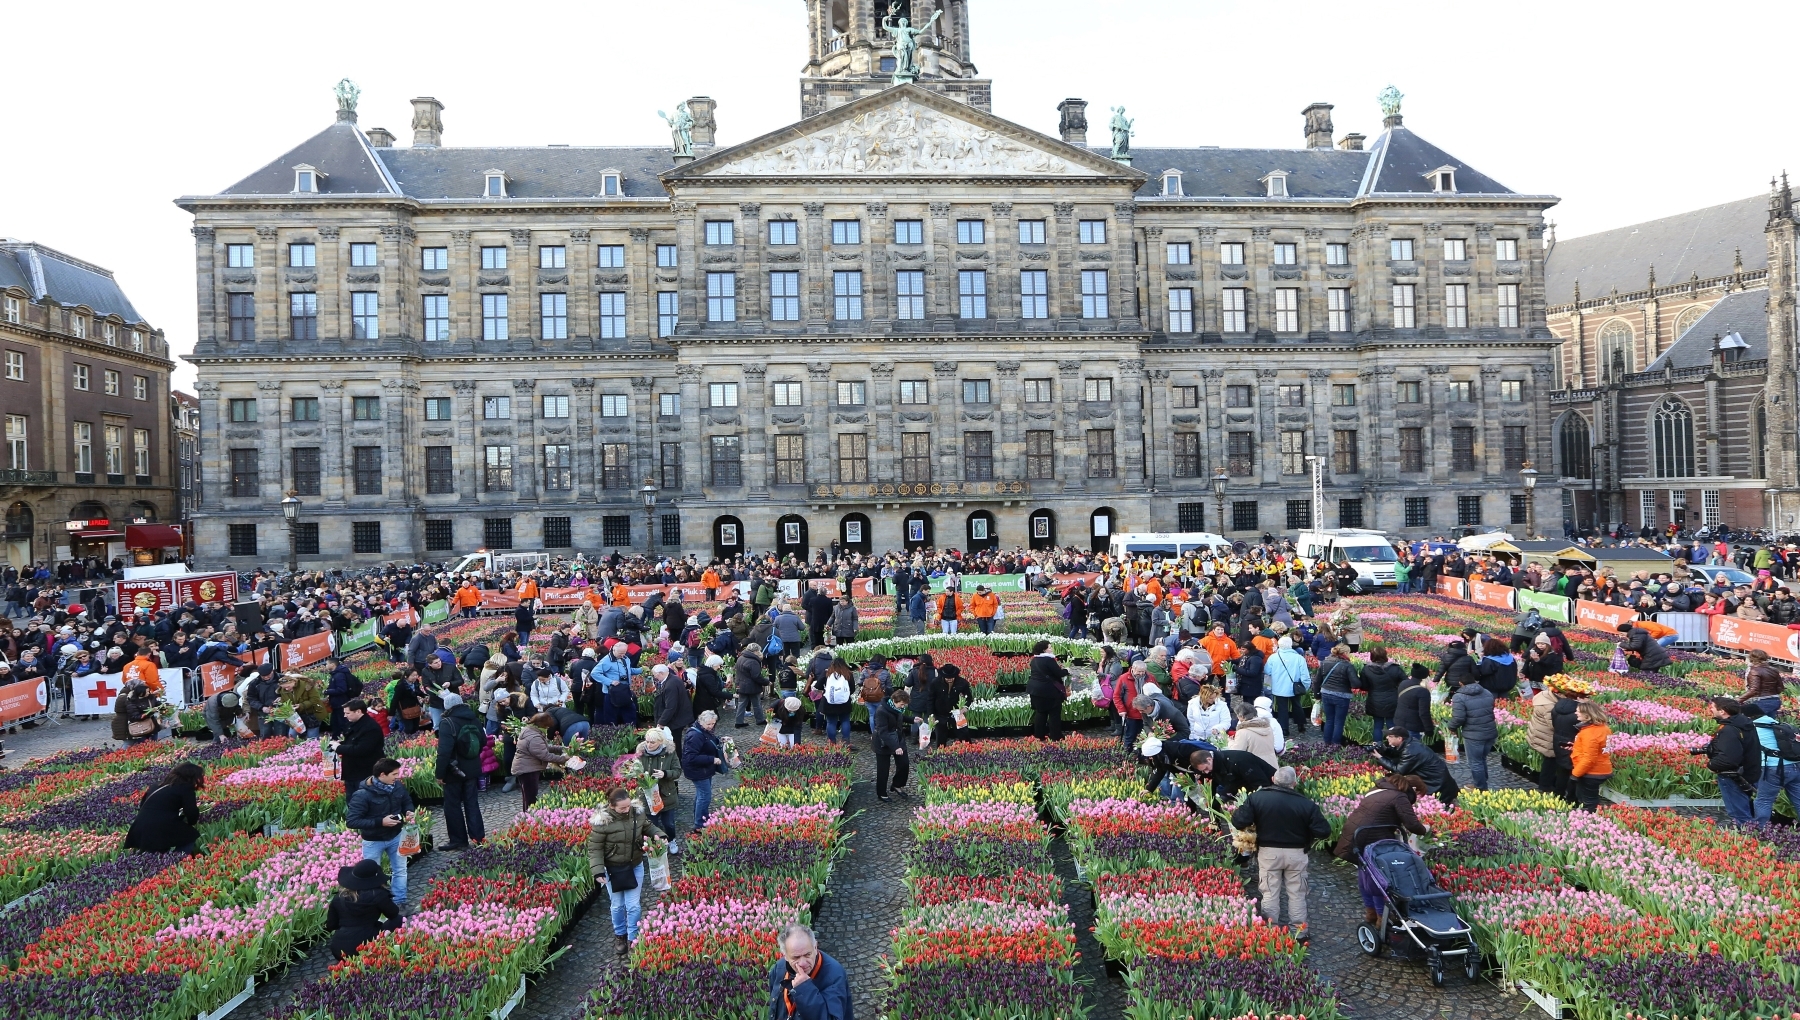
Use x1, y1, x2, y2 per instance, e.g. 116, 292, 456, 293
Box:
1718, 773, 1756, 824
1367, 716, 1391, 743
1463, 737, 1493, 790
824, 714, 850, 743
691, 776, 714, 833
427, 706, 444, 731
1320, 694, 1350, 745
362, 834, 408, 904
1656, 635, 1678, 648
607, 861, 646, 940
976, 617, 994, 634
1756, 764, 1800, 822
561, 720, 591, 743
1751, 696, 1783, 718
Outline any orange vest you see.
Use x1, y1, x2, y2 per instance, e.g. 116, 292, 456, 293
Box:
123, 656, 161, 695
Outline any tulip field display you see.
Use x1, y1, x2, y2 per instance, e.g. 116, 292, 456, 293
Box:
280, 809, 592, 1020
593, 740, 854, 1020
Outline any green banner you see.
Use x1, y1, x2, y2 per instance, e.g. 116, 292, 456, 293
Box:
338, 618, 378, 653
928, 573, 1027, 593
1517, 588, 1572, 623
422, 599, 450, 625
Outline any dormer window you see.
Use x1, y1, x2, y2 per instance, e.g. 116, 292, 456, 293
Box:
1161, 170, 1183, 197
293, 164, 324, 193
484, 170, 508, 198
1427, 166, 1457, 193
1261, 171, 1289, 198
600, 170, 622, 197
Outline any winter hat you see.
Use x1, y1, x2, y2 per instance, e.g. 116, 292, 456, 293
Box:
1139, 736, 1164, 758
784, 697, 802, 712
441, 692, 464, 711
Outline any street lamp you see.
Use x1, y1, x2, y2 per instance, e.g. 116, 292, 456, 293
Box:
1519, 462, 1538, 540
640, 478, 659, 557
280, 491, 302, 572
1212, 471, 1229, 534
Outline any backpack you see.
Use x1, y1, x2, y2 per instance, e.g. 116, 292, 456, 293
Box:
1760, 719, 1800, 763
860, 672, 886, 704
453, 721, 484, 761
765, 632, 785, 656
825, 672, 852, 705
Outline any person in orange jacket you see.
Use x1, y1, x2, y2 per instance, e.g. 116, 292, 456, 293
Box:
969, 585, 1000, 635
122, 650, 163, 696
454, 583, 482, 619
702, 567, 723, 601
1568, 702, 1613, 812
1200, 625, 1240, 680
937, 589, 963, 635
516, 574, 540, 601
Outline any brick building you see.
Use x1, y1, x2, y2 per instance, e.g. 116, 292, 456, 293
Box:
176, 1, 1562, 566
0, 240, 177, 569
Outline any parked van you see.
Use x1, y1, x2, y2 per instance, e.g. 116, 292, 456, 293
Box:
1294, 529, 1400, 590
1108, 532, 1234, 563
446, 550, 555, 575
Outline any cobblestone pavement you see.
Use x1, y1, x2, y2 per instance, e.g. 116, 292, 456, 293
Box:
1, 715, 115, 760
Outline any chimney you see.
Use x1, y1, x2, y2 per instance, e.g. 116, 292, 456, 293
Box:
1057, 98, 1089, 146
1337, 133, 1365, 152
686, 96, 718, 151
410, 97, 444, 148
1301, 103, 1334, 149
365, 127, 394, 148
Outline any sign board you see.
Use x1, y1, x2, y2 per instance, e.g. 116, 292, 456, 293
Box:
114, 571, 239, 617
929, 573, 1028, 593
421, 599, 450, 625
196, 661, 241, 699
1434, 576, 1469, 601
0, 678, 47, 725
1516, 589, 1572, 623
280, 632, 336, 671
1574, 600, 1636, 632
1467, 579, 1517, 612
1710, 615, 1800, 662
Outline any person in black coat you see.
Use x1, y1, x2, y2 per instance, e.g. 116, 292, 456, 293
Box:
325, 860, 402, 960
514, 603, 537, 646
693, 655, 727, 718
1376, 728, 1459, 805
1140, 736, 1217, 808
336, 699, 386, 797
1232, 645, 1266, 707
1357, 645, 1404, 737
1191, 747, 1275, 806
435, 692, 487, 848
931, 662, 970, 746
123, 762, 204, 854
1392, 666, 1437, 742
1435, 639, 1477, 691
324, 658, 362, 736
872, 690, 912, 800
1026, 641, 1070, 741
1521, 634, 1565, 694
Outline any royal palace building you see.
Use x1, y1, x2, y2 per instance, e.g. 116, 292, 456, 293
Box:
178, 1, 1562, 566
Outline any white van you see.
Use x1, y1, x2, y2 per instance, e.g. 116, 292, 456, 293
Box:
1108, 532, 1234, 563
1294, 529, 1400, 589
447, 550, 555, 575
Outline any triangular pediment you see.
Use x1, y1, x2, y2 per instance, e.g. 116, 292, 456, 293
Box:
666, 85, 1142, 181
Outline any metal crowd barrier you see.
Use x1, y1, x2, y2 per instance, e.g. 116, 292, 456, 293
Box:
1653, 612, 1712, 649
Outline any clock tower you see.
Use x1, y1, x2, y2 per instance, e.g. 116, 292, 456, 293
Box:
800, 0, 990, 118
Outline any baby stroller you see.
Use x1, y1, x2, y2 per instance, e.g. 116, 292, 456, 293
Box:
1354, 827, 1480, 986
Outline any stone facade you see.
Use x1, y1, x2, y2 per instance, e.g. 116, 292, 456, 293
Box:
0, 241, 176, 568
1543, 183, 1800, 533
176, 8, 1562, 566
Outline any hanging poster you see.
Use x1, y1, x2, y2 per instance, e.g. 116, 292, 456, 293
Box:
721, 523, 739, 546
908, 519, 925, 542
1033, 516, 1050, 539
971, 517, 989, 540
783, 522, 801, 545
845, 520, 863, 544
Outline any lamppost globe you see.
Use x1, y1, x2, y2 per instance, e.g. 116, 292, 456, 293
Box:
641, 478, 658, 511
280, 493, 301, 522
1520, 464, 1538, 490
280, 492, 302, 572
1211, 472, 1228, 501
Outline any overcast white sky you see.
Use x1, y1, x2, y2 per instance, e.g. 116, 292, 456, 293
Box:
4, 0, 1793, 389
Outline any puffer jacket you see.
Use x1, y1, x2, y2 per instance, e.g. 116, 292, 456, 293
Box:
1526, 688, 1558, 757
1392, 679, 1435, 737
1436, 643, 1478, 689
586, 804, 649, 874
1359, 661, 1405, 720
1228, 715, 1278, 769
1310, 655, 1358, 699
345, 776, 414, 843
1551, 698, 1581, 766
1448, 682, 1497, 744
510, 724, 569, 776
635, 741, 682, 807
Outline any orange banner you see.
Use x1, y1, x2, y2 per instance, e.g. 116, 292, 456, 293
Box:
280, 631, 335, 671
0, 678, 47, 725
1574, 600, 1636, 632
1710, 615, 1800, 661
1435, 576, 1469, 600
197, 661, 239, 697
383, 606, 420, 629
1467, 579, 1516, 611
477, 590, 523, 610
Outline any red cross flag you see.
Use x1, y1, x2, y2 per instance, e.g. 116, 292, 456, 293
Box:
73, 675, 124, 716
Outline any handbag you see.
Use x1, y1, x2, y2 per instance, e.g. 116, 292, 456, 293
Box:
605, 863, 639, 893
400, 704, 423, 721
127, 718, 156, 738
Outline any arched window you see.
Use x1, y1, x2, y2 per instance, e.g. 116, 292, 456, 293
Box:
1598, 320, 1634, 377
1674, 304, 1706, 340
1652, 398, 1695, 478
128, 500, 158, 523
4, 502, 31, 538
1557, 414, 1592, 480
69, 499, 109, 522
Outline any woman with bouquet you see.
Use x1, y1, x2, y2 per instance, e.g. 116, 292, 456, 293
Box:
681, 710, 728, 831
634, 727, 683, 849
587, 787, 651, 956
511, 713, 571, 811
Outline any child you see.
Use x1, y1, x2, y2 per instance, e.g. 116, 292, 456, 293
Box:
774, 695, 806, 748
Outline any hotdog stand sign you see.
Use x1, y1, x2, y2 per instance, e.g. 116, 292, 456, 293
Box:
115, 572, 239, 620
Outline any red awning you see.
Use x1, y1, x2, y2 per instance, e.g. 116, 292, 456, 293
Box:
72, 530, 123, 540
126, 524, 184, 548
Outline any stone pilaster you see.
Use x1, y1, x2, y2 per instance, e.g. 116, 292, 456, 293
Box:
743, 364, 768, 495
1112, 202, 1139, 328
